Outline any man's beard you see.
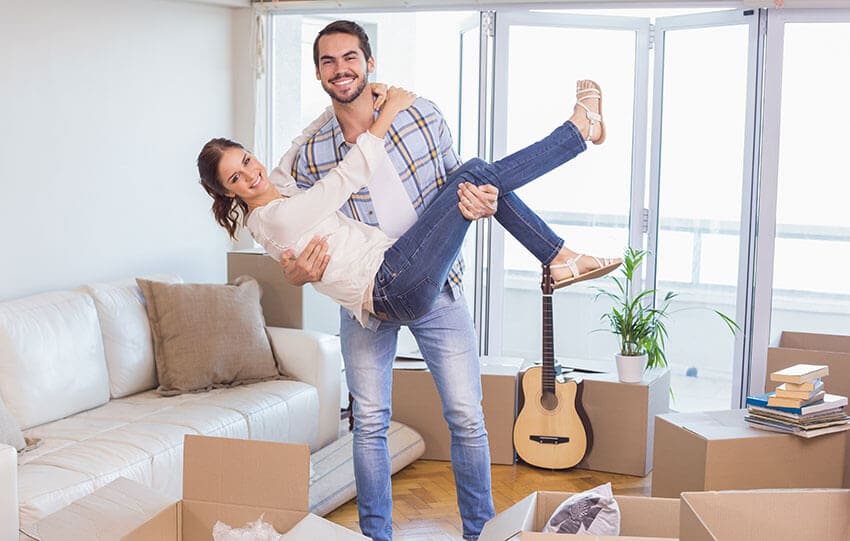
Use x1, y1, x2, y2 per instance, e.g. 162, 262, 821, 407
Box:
322, 74, 369, 104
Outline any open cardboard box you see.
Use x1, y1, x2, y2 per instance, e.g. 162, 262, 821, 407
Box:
479, 491, 679, 540
24, 435, 367, 540
766, 331, 850, 487
679, 489, 850, 540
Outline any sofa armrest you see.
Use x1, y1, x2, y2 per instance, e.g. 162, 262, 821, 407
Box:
267, 327, 341, 451
0, 444, 17, 541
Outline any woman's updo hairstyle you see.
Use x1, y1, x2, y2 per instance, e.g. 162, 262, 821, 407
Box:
197, 137, 249, 240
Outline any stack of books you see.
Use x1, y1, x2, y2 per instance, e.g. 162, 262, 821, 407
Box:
745, 364, 850, 438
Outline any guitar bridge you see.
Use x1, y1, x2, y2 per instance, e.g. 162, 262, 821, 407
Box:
529, 435, 570, 445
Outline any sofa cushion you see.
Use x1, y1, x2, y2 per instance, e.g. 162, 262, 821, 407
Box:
17, 380, 319, 525
83, 275, 182, 399
0, 291, 110, 430
136, 277, 280, 396
0, 394, 25, 451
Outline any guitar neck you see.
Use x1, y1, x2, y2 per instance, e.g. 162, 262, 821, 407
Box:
542, 266, 555, 395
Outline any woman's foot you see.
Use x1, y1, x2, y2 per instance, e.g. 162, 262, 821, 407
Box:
569, 80, 605, 144
549, 247, 621, 289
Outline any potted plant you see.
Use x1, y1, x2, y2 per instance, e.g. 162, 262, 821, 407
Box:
593, 247, 738, 383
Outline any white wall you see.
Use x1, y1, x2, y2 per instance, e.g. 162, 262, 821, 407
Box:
0, 0, 254, 301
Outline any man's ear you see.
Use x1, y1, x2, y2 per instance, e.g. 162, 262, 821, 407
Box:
315, 66, 321, 81
367, 56, 375, 74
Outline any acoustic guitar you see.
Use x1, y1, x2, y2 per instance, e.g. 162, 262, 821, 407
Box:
513, 265, 591, 469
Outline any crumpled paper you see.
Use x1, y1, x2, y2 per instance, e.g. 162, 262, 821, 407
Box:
212, 515, 283, 541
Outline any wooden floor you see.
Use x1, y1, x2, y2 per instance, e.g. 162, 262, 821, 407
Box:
325, 458, 652, 540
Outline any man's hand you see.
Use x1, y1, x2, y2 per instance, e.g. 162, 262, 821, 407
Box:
457, 182, 498, 220
280, 236, 330, 286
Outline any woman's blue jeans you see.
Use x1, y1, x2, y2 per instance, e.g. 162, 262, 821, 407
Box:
372, 120, 586, 321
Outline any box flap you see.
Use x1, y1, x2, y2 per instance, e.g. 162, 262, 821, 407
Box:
124, 502, 181, 540
518, 535, 676, 540
29, 477, 176, 541
681, 489, 850, 540
479, 491, 540, 540
779, 331, 850, 354
280, 513, 369, 540
617, 495, 679, 537
182, 434, 309, 512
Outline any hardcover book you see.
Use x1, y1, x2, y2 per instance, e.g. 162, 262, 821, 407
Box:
768, 390, 825, 408
781, 378, 821, 392
746, 392, 848, 415
770, 364, 829, 384
775, 380, 824, 399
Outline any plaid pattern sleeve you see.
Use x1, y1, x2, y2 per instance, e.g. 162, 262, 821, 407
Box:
291, 99, 466, 295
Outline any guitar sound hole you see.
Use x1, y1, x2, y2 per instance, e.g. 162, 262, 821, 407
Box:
540, 391, 558, 411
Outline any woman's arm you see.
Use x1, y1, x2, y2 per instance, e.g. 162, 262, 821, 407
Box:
270, 83, 391, 191
369, 86, 417, 139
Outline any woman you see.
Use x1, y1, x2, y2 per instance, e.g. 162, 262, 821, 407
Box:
198, 80, 620, 325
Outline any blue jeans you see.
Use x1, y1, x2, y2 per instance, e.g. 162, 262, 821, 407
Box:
371, 120, 586, 321
341, 289, 491, 541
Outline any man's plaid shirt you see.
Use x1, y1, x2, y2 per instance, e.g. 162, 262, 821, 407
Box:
291, 98, 466, 309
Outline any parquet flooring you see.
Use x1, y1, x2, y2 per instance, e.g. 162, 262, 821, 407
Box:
325, 458, 652, 540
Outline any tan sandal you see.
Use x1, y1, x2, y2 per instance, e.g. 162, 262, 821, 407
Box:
550, 254, 621, 290
576, 80, 605, 145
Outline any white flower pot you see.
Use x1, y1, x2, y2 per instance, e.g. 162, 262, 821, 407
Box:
616, 353, 646, 383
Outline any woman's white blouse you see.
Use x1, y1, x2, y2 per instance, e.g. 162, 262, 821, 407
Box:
246, 130, 395, 326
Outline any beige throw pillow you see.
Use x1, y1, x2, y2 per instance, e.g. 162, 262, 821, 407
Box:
137, 276, 281, 396
0, 395, 25, 451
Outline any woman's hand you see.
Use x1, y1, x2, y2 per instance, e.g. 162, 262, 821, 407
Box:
370, 86, 417, 139
383, 86, 417, 114
370, 83, 388, 111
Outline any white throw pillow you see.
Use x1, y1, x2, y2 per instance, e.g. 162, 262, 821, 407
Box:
543, 482, 620, 535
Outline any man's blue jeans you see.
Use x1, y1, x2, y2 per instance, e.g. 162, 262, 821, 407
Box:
341, 289, 491, 541
349, 120, 586, 540
372, 120, 586, 322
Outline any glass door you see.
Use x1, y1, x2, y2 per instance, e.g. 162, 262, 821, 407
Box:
489, 12, 650, 367
648, 10, 759, 410
751, 10, 850, 395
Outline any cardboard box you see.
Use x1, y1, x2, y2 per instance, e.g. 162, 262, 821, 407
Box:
679, 489, 850, 541
766, 331, 850, 486
25, 435, 367, 540
479, 491, 679, 540
227, 250, 305, 329
652, 409, 846, 498
576, 368, 669, 477
391, 356, 523, 464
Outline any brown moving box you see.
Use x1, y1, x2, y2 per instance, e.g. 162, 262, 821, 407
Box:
576, 368, 670, 477
391, 357, 523, 465
24, 435, 367, 540
679, 489, 850, 540
227, 249, 305, 328
766, 331, 850, 486
652, 409, 846, 498
479, 491, 679, 540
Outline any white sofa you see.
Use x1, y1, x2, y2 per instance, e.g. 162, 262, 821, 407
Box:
0, 276, 342, 538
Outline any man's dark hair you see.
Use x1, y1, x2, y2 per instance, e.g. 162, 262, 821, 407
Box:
313, 20, 372, 68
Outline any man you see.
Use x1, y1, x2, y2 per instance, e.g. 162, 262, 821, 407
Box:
281, 21, 497, 541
